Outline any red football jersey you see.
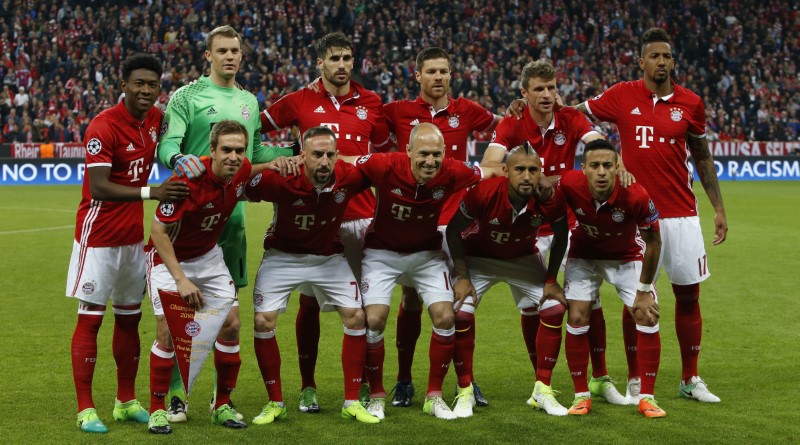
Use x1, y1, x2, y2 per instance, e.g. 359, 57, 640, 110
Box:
459, 176, 566, 259
245, 161, 371, 255
585, 80, 706, 218
355, 152, 483, 252
490, 106, 595, 235
558, 170, 660, 261
146, 157, 252, 264
74, 102, 163, 247
383, 96, 495, 225
260, 79, 390, 221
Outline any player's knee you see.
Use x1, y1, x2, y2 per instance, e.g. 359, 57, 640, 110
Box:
567, 307, 590, 327
341, 308, 366, 330
365, 312, 387, 333
430, 306, 455, 330
253, 312, 277, 332
673, 283, 700, 302
219, 318, 241, 340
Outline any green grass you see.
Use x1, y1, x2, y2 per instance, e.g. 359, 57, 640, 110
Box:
1, 182, 799, 444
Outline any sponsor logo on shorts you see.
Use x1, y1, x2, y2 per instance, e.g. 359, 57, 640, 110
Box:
185, 320, 201, 337
448, 115, 460, 128
612, 209, 625, 222
159, 201, 175, 216
86, 138, 102, 155
81, 280, 96, 295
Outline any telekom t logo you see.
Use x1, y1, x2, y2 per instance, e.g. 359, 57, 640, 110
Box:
635, 126, 654, 148
489, 231, 510, 244
391, 204, 412, 221
128, 157, 145, 181
295, 214, 316, 230
320, 123, 340, 138
200, 213, 221, 231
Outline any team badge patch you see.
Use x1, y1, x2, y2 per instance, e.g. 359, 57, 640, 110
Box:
530, 215, 543, 227
611, 208, 625, 222
645, 199, 660, 223
491, 131, 497, 142
250, 173, 262, 187
356, 106, 368, 120
86, 138, 102, 155
253, 293, 264, 307
236, 183, 244, 198
241, 104, 251, 121
432, 187, 445, 200
160, 122, 169, 136
184, 320, 201, 337
159, 201, 175, 216
334, 189, 346, 203
553, 131, 567, 146
357, 154, 371, 164
448, 115, 460, 128
81, 280, 96, 295
670, 107, 683, 122
359, 279, 369, 295
150, 127, 158, 143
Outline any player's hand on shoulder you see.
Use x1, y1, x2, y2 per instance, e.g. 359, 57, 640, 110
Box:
306, 77, 322, 92
174, 154, 205, 179
616, 168, 636, 188
535, 176, 555, 201
152, 179, 190, 201
506, 98, 526, 119
267, 155, 302, 177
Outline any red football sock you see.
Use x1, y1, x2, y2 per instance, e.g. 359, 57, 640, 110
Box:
254, 332, 283, 402
342, 329, 367, 400
112, 305, 142, 403
637, 329, 661, 395
396, 304, 422, 382
565, 325, 590, 393
622, 307, 640, 379
453, 310, 475, 388
296, 294, 320, 389
426, 329, 455, 397
71, 310, 104, 412
520, 310, 540, 371
588, 306, 608, 378
213, 339, 241, 409
674, 284, 702, 381
366, 336, 386, 397
149, 341, 174, 413
535, 304, 565, 385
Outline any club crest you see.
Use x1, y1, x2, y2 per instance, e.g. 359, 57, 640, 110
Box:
448, 115, 460, 128
356, 106, 368, 120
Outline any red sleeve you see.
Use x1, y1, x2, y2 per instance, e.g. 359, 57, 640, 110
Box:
244, 169, 283, 202
459, 183, 484, 220
369, 99, 392, 148
489, 115, 519, 150
687, 96, 706, 136
586, 83, 623, 124
353, 152, 390, 183
633, 185, 660, 232
538, 189, 567, 224
465, 100, 496, 132
155, 180, 195, 224
263, 91, 301, 131
568, 108, 596, 141
83, 117, 116, 166
450, 158, 483, 190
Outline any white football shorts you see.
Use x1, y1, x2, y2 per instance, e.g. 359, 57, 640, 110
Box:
360, 248, 453, 307
565, 258, 656, 308
466, 254, 547, 310
253, 249, 361, 313
656, 216, 710, 285
146, 245, 237, 316
66, 240, 146, 306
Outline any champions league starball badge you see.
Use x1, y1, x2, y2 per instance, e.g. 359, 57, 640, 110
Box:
159, 201, 175, 216
86, 138, 102, 155
250, 173, 262, 186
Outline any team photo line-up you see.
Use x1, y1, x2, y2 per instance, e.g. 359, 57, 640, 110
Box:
66, 24, 727, 434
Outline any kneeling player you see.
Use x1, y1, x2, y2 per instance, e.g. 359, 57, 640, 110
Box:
559, 139, 665, 417
446, 144, 570, 417
146, 121, 287, 434
245, 126, 379, 425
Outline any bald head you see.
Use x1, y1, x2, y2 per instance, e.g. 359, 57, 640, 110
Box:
408, 123, 446, 184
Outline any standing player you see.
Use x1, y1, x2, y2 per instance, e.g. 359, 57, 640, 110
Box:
483, 61, 629, 405
559, 139, 665, 418
577, 27, 728, 402
67, 54, 189, 433
259, 32, 390, 413
380, 47, 501, 407
157, 25, 293, 420
146, 120, 285, 434
245, 126, 379, 425
354, 123, 495, 420
445, 144, 570, 418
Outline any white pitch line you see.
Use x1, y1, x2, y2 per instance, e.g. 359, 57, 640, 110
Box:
0, 207, 75, 213
0, 225, 74, 235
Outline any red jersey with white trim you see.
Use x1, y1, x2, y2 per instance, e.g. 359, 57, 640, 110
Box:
383, 96, 495, 225
355, 152, 482, 252
559, 170, 660, 261
260, 79, 390, 221
74, 102, 163, 247
490, 106, 594, 235
245, 161, 371, 256
585, 80, 706, 217
146, 157, 252, 264
459, 176, 566, 259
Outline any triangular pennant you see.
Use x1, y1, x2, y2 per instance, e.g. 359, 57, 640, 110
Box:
159, 290, 234, 395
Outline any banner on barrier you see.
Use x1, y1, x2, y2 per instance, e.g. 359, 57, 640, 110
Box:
0, 159, 172, 185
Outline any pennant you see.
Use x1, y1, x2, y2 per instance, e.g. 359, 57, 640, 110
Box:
159, 290, 235, 395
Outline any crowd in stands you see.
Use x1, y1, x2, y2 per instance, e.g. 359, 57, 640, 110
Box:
1, 0, 798, 146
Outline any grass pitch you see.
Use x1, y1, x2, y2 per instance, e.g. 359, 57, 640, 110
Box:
1, 181, 798, 444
